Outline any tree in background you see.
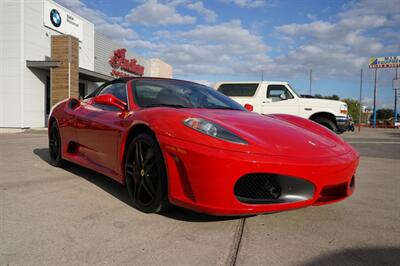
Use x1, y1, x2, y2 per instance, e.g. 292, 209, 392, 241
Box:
313, 94, 340, 100
325, 95, 340, 100
311, 94, 399, 124
375, 109, 394, 119
312, 94, 371, 124
342, 98, 360, 121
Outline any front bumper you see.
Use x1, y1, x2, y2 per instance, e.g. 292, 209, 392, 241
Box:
336, 116, 350, 132
158, 135, 359, 216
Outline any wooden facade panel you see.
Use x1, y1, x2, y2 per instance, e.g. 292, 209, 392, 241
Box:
51, 35, 79, 106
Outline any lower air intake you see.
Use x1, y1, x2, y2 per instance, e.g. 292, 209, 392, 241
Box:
234, 173, 315, 204
234, 174, 281, 201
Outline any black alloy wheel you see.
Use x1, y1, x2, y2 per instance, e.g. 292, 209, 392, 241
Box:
125, 134, 169, 213
49, 122, 64, 167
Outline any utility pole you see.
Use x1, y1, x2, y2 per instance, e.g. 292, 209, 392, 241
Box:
358, 68, 363, 132
395, 67, 398, 124
309, 69, 312, 95
261, 70, 264, 82
372, 68, 378, 128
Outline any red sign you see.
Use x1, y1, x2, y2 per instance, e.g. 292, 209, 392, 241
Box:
109, 48, 144, 77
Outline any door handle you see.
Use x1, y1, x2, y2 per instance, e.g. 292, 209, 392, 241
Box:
304, 108, 312, 111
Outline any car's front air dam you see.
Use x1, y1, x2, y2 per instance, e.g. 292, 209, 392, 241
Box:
157, 135, 359, 216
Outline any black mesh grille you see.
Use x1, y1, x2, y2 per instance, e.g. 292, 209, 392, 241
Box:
234, 174, 281, 202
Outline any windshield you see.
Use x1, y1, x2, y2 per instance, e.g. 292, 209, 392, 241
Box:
133, 79, 246, 110
286, 83, 300, 98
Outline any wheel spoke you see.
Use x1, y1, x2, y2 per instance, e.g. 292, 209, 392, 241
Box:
141, 179, 155, 199
143, 156, 155, 169
52, 130, 57, 142
135, 142, 145, 168
135, 177, 144, 201
127, 139, 162, 208
126, 167, 134, 176
144, 161, 156, 176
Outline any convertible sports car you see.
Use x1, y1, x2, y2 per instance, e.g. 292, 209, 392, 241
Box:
48, 77, 359, 215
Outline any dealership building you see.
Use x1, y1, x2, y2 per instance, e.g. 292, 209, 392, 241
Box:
0, 0, 173, 129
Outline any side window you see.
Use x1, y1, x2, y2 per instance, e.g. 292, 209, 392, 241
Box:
98, 83, 128, 104
218, 84, 258, 97
267, 85, 293, 102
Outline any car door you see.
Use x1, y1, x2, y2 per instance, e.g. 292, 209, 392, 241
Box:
74, 82, 130, 176
261, 84, 299, 115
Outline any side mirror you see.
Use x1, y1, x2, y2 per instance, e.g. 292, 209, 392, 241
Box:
93, 94, 127, 111
67, 98, 81, 110
244, 103, 254, 112
279, 93, 287, 100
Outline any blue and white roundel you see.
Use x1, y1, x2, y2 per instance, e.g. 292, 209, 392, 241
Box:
50, 9, 61, 28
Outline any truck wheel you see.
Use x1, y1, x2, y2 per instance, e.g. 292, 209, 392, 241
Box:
313, 117, 338, 133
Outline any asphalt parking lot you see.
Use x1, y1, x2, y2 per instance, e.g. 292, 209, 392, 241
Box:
1, 128, 399, 265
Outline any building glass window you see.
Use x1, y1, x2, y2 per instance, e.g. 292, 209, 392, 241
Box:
79, 83, 86, 99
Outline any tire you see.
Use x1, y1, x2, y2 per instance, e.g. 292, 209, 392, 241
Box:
125, 133, 170, 213
313, 117, 338, 133
48, 122, 64, 167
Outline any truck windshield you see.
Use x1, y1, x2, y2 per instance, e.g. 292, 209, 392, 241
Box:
286, 84, 300, 97
133, 79, 246, 110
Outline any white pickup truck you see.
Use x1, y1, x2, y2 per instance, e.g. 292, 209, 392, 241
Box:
214, 81, 349, 133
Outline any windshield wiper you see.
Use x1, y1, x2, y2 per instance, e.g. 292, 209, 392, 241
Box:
143, 103, 188, 108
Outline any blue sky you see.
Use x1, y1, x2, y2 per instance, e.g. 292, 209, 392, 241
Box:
57, 0, 400, 108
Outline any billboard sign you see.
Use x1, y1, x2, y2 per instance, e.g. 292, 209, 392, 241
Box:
43, 0, 83, 41
369, 56, 400, 69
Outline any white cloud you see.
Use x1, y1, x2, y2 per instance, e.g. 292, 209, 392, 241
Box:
191, 80, 213, 86
125, 0, 196, 26
55, 0, 137, 41
306, 14, 317, 21
219, 0, 266, 8
339, 0, 400, 18
339, 16, 387, 29
277, 21, 335, 36
187, 1, 217, 23
140, 20, 271, 75
273, 0, 400, 77
56, 0, 399, 86
95, 23, 137, 40
180, 20, 269, 50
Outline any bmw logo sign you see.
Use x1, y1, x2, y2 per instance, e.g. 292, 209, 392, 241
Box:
50, 9, 61, 28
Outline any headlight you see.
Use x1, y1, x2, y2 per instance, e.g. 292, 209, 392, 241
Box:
340, 104, 348, 115
183, 118, 247, 144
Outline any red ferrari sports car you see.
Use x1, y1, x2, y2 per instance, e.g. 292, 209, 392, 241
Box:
48, 77, 359, 215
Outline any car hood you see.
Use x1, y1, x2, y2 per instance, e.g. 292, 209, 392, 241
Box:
179, 109, 351, 157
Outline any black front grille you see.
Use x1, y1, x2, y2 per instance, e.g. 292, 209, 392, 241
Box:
234, 174, 281, 202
